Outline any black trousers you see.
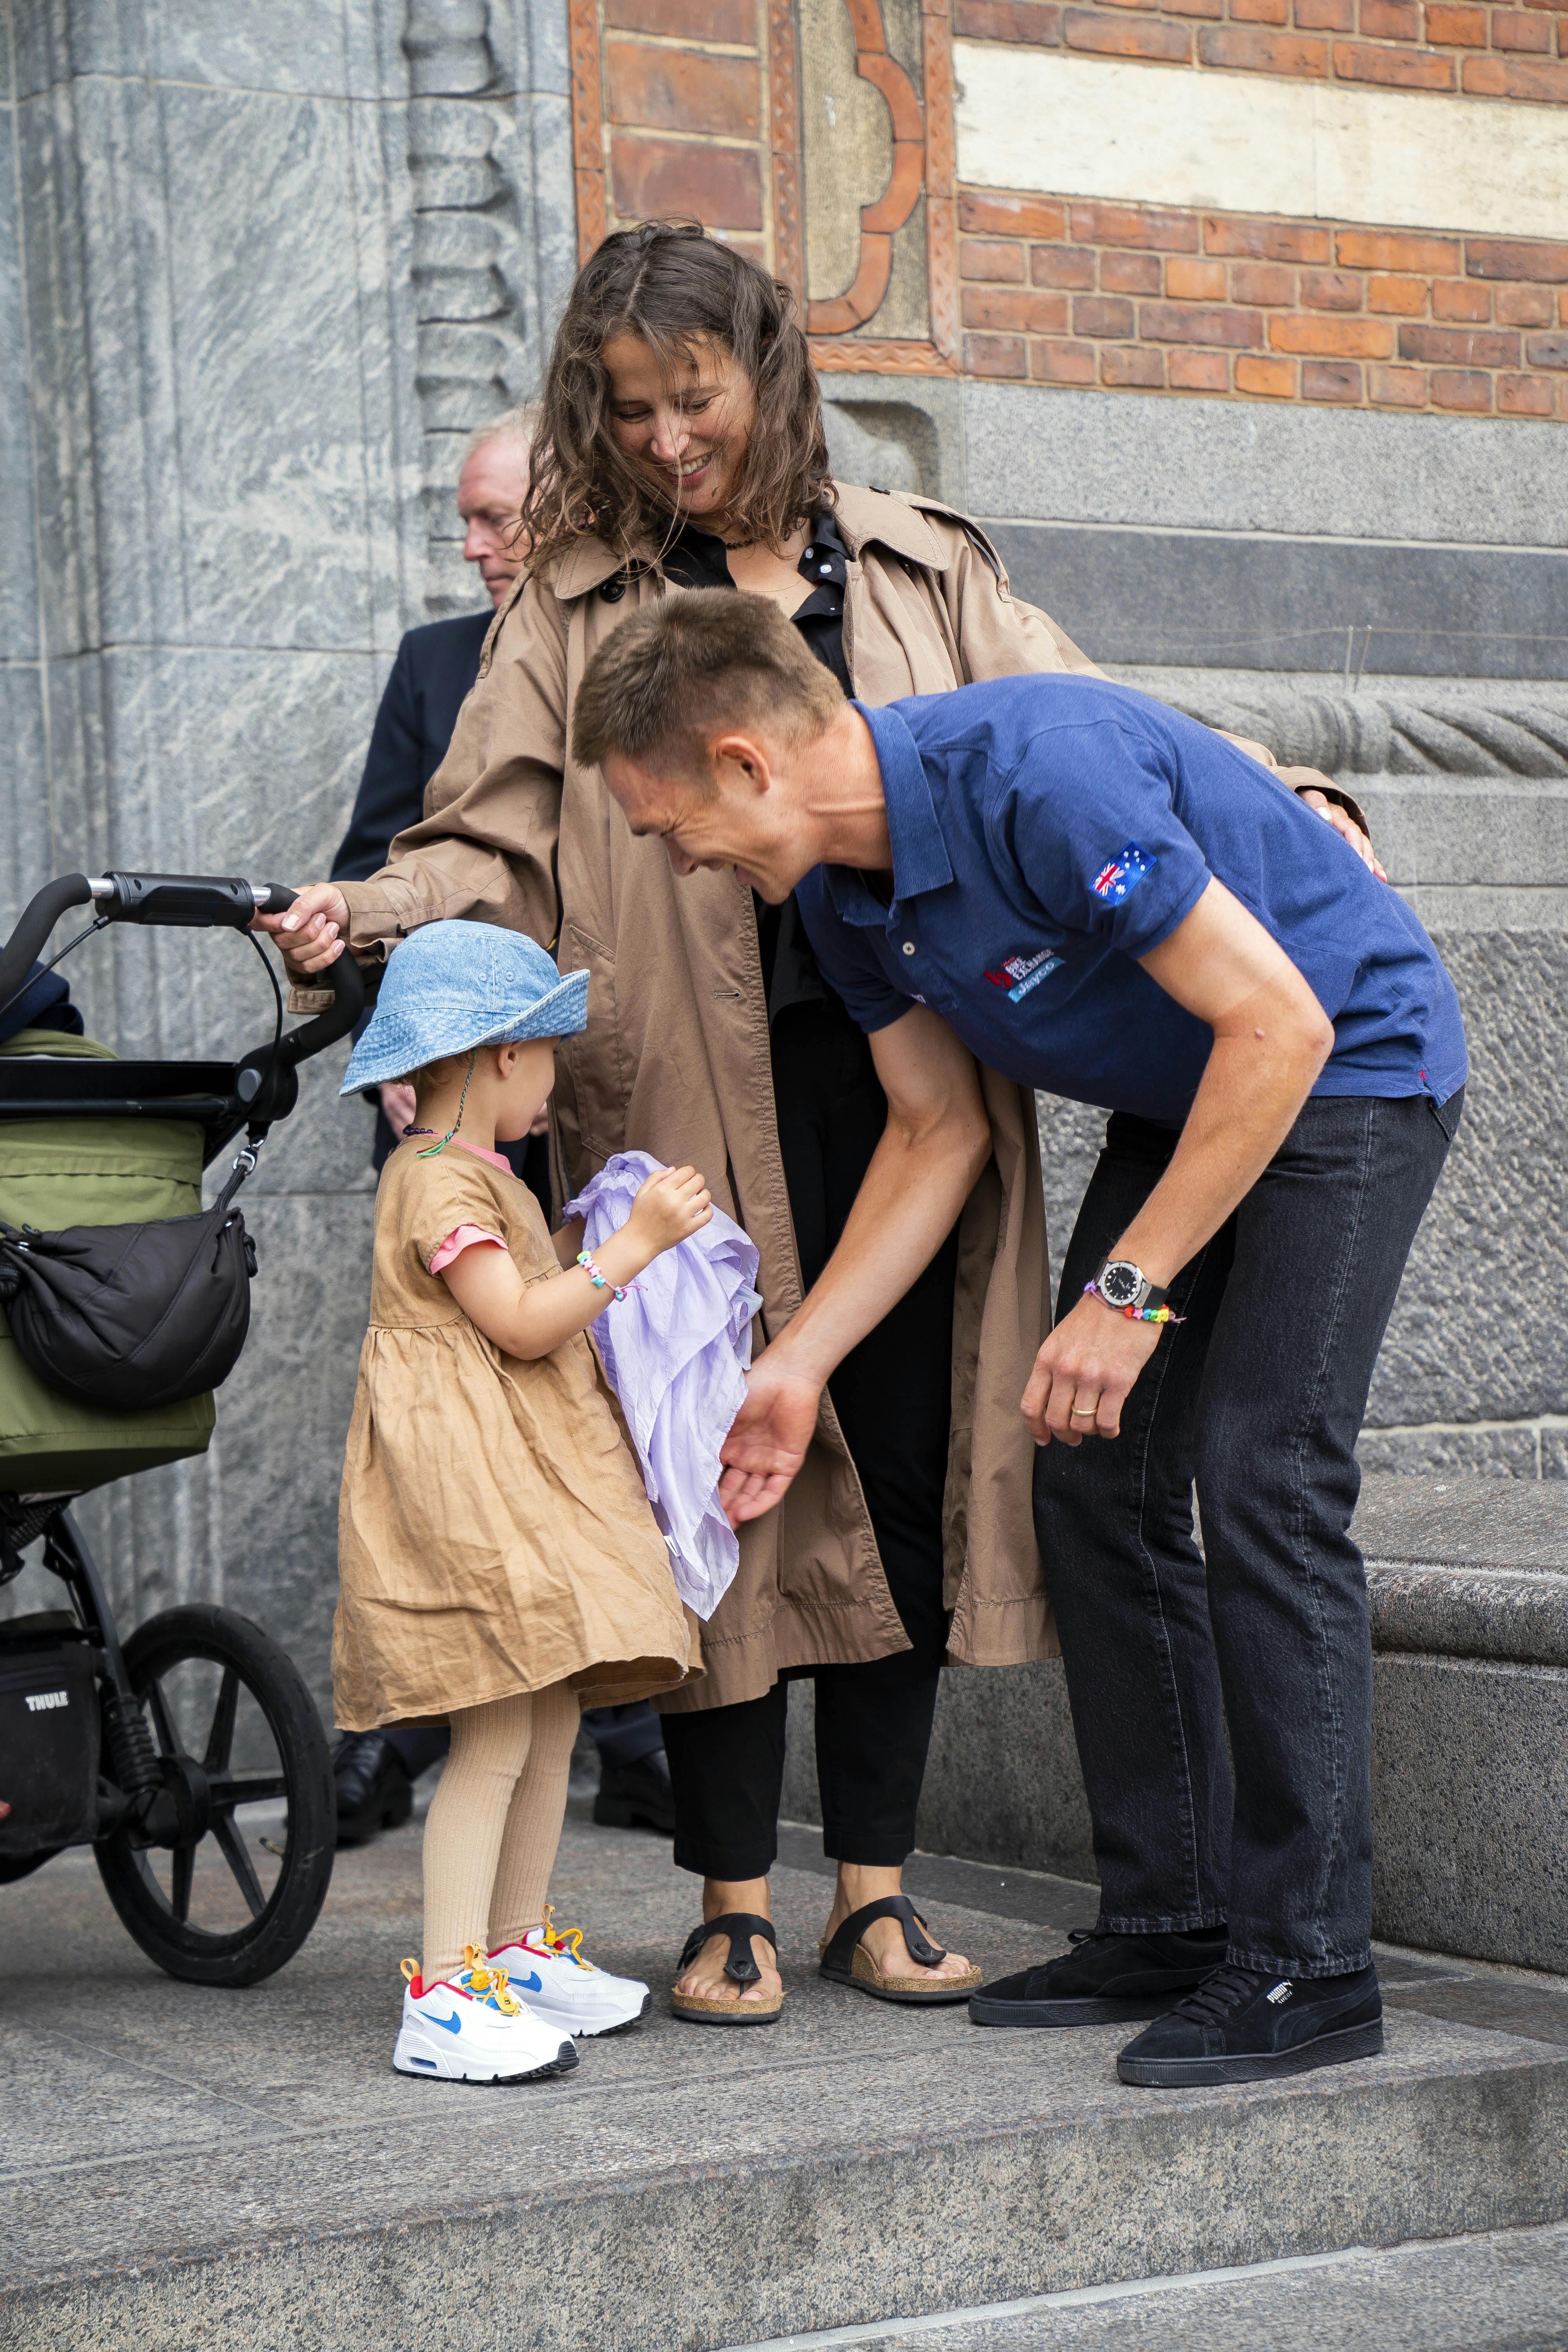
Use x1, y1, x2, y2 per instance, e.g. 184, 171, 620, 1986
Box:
1035, 1091, 1459, 1975
662, 1000, 958, 1878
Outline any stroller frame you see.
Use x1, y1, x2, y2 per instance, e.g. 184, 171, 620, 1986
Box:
0, 870, 364, 1984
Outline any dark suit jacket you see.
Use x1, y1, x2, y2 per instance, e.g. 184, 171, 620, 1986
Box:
332, 608, 548, 1208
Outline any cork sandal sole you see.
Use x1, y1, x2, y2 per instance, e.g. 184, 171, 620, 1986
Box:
818, 1896, 982, 2006
816, 1937, 982, 2004
670, 1987, 785, 2026
671, 1910, 784, 2027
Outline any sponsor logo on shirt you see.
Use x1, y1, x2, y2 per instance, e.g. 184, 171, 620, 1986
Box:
1091, 842, 1156, 905
984, 949, 1063, 1004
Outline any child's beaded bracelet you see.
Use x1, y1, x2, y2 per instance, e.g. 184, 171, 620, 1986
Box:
1083, 1282, 1186, 1325
577, 1249, 639, 1303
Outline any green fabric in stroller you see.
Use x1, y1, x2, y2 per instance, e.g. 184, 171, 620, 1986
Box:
0, 1030, 215, 1493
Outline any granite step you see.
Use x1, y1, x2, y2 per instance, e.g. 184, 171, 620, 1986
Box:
5, 1811, 1568, 2352
723, 2220, 1568, 2350
1354, 1474, 1568, 1970
1357, 1472, 1568, 1664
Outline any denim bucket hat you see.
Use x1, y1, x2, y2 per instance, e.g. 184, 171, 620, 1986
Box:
339, 920, 588, 1095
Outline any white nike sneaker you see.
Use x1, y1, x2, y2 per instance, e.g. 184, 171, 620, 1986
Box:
393, 1948, 579, 2083
489, 1904, 651, 2037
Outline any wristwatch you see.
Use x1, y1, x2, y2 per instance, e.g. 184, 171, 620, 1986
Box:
1088, 1258, 1170, 1316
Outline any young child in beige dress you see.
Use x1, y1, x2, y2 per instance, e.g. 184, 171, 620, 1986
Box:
333, 919, 706, 2083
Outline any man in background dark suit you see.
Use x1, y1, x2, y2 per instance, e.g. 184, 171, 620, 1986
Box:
329, 409, 675, 1845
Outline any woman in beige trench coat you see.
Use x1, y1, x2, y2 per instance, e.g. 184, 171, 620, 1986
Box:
271, 223, 1372, 2018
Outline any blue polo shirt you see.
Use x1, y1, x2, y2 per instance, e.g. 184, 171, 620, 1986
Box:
794, 677, 1465, 1127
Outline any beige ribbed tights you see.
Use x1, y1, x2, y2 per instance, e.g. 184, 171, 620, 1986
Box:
420, 1681, 579, 1986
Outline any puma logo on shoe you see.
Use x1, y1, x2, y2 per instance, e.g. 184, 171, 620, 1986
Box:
1266, 1980, 1294, 2005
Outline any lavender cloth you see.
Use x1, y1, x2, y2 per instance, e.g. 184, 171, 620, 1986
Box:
563, 1151, 762, 1621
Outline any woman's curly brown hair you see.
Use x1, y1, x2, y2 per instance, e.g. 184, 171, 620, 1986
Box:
519, 221, 833, 577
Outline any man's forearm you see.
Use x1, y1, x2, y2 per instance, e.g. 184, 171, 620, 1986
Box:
1113, 1022, 1329, 1287
1097, 882, 1337, 1290
768, 1112, 987, 1390
718, 1008, 992, 1525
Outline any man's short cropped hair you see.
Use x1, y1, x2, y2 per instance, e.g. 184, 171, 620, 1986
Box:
571, 594, 844, 780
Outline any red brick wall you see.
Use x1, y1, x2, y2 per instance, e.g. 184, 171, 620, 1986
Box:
603, 2, 765, 243
571, 0, 793, 273
572, 0, 957, 370
960, 193, 1568, 412
567, 0, 1567, 415
955, 0, 1568, 100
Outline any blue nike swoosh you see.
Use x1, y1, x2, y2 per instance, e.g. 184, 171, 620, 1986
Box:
429, 2010, 463, 2034
515, 1972, 541, 1993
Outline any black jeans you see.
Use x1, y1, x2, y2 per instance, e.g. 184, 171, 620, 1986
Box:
1034, 1089, 1460, 1978
663, 1000, 958, 1879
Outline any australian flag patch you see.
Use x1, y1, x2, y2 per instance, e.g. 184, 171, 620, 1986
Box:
1091, 842, 1156, 905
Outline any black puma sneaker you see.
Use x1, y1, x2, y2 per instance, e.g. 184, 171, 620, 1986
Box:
969, 1924, 1230, 2027
1116, 1961, 1383, 2085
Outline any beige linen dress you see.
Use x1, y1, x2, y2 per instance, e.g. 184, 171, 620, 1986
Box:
332, 1137, 698, 1730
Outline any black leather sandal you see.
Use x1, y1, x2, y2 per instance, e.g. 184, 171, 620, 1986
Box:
818, 1895, 981, 2005
670, 1912, 784, 2026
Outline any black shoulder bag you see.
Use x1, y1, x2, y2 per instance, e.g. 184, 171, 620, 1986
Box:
0, 1151, 259, 1412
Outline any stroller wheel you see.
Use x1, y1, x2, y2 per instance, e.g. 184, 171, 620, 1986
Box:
94, 1604, 335, 1986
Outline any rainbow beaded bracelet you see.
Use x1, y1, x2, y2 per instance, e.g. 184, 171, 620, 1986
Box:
577, 1250, 639, 1303
1083, 1281, 1186, 1325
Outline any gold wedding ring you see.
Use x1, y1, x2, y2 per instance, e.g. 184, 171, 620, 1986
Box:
1070, 1403, 1099, 1419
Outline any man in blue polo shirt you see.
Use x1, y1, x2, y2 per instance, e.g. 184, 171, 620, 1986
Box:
572, 594, 1465, 2089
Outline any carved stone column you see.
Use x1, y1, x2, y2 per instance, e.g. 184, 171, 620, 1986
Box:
402, 0, 578, 613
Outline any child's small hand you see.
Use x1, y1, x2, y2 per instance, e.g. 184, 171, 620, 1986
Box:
626, 1164, 713, 1256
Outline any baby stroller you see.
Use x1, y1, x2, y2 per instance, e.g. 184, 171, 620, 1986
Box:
0, 870, 363, 1985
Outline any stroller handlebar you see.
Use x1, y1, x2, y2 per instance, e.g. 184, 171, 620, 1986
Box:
0, 873, 95, 1008
0, 870, 365, 1069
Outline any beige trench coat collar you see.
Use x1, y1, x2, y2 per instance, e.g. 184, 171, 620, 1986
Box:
542, 486, 957, 605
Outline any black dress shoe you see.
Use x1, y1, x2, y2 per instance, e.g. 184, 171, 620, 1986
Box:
592, 1749, 676, 1834
332, 1731, 414, 1847
1117, 1961, 1383, 2085
969, 1924, 1230, 2026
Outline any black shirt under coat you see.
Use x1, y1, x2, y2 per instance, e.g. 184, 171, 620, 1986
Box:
657, 511, 851, 1023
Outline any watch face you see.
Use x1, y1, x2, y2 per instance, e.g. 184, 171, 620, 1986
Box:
1099, 1260, 1143, 1307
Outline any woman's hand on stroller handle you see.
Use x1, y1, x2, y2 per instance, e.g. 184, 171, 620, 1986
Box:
252, 881, 350, 978
0, 869, 366, 1084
